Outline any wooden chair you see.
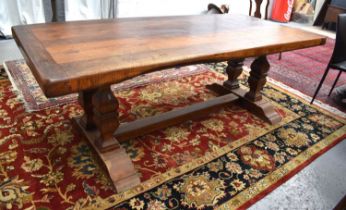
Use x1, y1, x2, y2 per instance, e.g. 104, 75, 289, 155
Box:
249, 0, 282, 60
311, 14, 346, 104
207, 3, 229, 14
249, 0, 270, 19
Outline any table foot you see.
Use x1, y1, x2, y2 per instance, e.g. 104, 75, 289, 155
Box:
232, 88, 282, 124
77, 86, 140, 192
207, 84, 282, 124
207, 55, 282, 125
73, 118, 140, 192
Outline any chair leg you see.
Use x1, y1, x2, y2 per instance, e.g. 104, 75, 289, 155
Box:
278, 52, 282, 60
311, 66, 331, 104
328, 70, 342, 96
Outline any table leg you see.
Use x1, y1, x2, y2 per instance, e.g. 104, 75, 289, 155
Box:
243, 56, 282, 124
208, 56, 282, 124
91, 86, 120, 151
75, 86, 140, 192
223, 59, 245, 90
78, 89, 97, 130
245, 55, 269, 101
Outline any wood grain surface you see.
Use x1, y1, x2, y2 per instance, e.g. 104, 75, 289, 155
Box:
12, 14, 326, 97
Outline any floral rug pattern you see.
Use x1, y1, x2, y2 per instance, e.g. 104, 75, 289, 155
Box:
4, 60, 207, 112
0, 65, 345, 210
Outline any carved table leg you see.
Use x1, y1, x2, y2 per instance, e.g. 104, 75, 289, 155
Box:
242, 56, 282, 124
254, 0, 264, 18
207, 59, 245, 94
207, 56, 282, 124
74, 86, 140, 192
223, 59, 245, 90
92, 86, 120, 151
245, 55, 269, 101
78, 89, 97, 130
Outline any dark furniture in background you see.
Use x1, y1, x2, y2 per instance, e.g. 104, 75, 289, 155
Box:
249, 0, 270, 19
248, 0, 283, 60
314, 0, 346, 30
331, 0, 346, 8
207, 3, 229, 14
311, 14, 346, 104
50, 0, 65, 22
322, 4, 346, 29
314, 0, 331, 26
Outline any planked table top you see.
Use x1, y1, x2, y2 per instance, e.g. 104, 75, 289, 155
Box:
12, 14, 326, 97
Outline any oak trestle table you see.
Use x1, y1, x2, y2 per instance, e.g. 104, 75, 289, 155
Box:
12, 14, 326, 192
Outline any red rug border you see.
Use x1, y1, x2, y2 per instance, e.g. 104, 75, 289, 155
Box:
237, 134, 346, 210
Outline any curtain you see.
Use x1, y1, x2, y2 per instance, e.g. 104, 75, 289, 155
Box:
50, 0, 65, 22
0, 0, 117, 37
64, 0, 117, 21
0, 0, 46, 37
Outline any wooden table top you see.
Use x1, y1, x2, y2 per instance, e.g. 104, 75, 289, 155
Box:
12, 14, 326, 97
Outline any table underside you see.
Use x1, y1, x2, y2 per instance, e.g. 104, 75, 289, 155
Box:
72, 55, 281, 192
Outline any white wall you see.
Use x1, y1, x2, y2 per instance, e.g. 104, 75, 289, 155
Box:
0, 0, 252, 36
65, 0, 102, 20
65, 0, 117, 21
0, 0, 46, 36
117, 0, 250, 18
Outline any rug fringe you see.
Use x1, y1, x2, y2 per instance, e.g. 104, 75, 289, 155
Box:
3, 62, 33, 112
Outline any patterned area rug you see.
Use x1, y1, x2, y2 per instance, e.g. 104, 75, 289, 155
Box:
0, 64, 345, 210
4, 61, 207, 112
4, 38, 346, 113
